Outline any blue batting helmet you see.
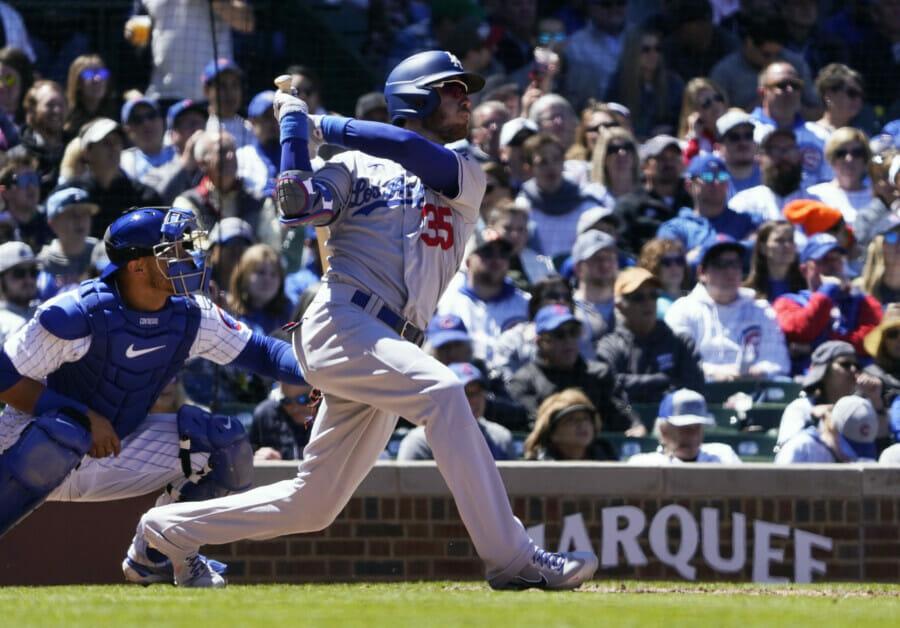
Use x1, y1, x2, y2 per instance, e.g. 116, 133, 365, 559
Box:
103, 207, 210, 295
383, 50, 485, 124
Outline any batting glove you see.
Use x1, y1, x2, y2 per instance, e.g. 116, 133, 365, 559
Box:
273, 91, 308, 123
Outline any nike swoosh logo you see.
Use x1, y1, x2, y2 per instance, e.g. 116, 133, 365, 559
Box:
515, 574, 548, 587
125, 343, 166, 358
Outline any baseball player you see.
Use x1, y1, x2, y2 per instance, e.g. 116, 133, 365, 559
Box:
0, 207, 306, 587
138, 51, 598, 590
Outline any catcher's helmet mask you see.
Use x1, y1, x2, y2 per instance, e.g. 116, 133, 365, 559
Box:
384, 50, 485, 124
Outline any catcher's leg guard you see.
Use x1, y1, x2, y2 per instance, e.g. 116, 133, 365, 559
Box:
168, 405, 253, 502
0, 412, 92, 537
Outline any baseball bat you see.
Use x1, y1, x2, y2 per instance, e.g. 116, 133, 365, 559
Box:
274, 75, 331, 274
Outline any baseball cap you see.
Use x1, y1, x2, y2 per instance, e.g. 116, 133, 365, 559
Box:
208, 217, 255, 245
576, 205, 620, 235
499, 117, 538, 148
550, 403, 595, 427
783, 199, 843, 236
247, 90, 276, 119
830, 395, 878, 459
863, 302, 900, 357
698, 234, 745, 268
880, 442, 900, 464
166, 99, 209, 128
606, 102, 631, 120
202, 58, 242, 85
800, 232, 844, 263
614, 266, 662, 298
801, 340, 857, 391
572, 229, 615, 263
448, 362, 485, 387
871, 212, 900, 238
0, 241, 36, 274
638, 134, 680, 161
426, 313, 471, 348
684, 153, 728, 179
715, 110, 755, 139
534, 304, 580, 334
757, 126, 796, 150
355, 91, 387, 119
658, 388, 715, 427
80, 117, 123, 147
466, 227, 513, 259
120, 97, 160, 125
45, 186, 99, 220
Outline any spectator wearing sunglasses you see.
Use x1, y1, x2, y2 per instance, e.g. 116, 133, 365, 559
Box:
714, 110, 761, 199
120, 97, 176, 186
62, 54, 117, 142
523, 388, 619, 461
749, 61, 830, 187
773, 233, 882, 375
508, 303, 641, 432
811, 64, 870, 140
857, 215, 900, 305
436, 229, 530, 365
0, 241, 41, 343
656, 154, 755, 268
249, 380, 315, 461
0, 155, 53, 252
637, 237, 690, 319
665, 236, 790, 382
806, 127, 874, 228
595, 267, 703, 409
677, 77, 728, 165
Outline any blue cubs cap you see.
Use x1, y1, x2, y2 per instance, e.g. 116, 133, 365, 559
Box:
658, 388, 715, 427
534, 304, 580, 334
426, 313, 471, 348
248, 90, 276, 119
448, 362, 485, 387
46, 186, 98, 220
684, 153, 728, 178
120, 97, 160, 125
831, 395, 878, 460
698, 233, 745, 268
202, 58, 242, 85
800, 233, 844, 263
166, 98, 208, 128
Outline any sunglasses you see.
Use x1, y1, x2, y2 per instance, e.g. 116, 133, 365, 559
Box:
432, 80, 467, 99
0, 74, 16, 87
695, 171, 731, 184
585, 121, 619, 133
706, 257, 742, 271
607, 142, 634, 153
129, 110, 160, 125
538, 32, 566, 45
766, 79, 804, 92
547, 325, 580, 340
699, 93, 725, 109
660, 255, 686, 267
625, 289, 660, 304
834, 360, 860, 372
7, 266, 38, 280
724, 130, 754, 143
10, 172, 39, 187
80, 67, 110, 82
884, 328, 900, 340
280, 394, 310, 406
833, 147, 866, 160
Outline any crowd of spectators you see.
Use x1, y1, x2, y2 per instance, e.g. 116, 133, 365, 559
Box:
0, 0, 899, 465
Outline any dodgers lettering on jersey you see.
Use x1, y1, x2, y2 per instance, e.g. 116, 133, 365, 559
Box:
323, 150, 484, 327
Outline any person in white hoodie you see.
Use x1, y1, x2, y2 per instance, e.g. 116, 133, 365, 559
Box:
665, 235, 790, 381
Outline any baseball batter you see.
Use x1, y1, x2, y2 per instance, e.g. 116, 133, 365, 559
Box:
0, 207, 306, 587
139, 51, 598, 590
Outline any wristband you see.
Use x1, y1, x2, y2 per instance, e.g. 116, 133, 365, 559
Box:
280, 110, 308, 144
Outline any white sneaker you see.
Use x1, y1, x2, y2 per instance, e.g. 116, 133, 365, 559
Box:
173, 554, 226, 588
490, 548, 598, 591
122, 532, 227, 585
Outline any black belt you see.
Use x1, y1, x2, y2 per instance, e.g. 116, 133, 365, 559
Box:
350, 289, 425, 346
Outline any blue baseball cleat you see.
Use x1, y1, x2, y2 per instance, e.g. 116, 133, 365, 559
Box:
122, 533, 226, 585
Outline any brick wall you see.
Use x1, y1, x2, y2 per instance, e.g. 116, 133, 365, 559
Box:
1, 463, 897, 585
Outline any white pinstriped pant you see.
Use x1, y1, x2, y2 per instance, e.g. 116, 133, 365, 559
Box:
141, 282, 535, 582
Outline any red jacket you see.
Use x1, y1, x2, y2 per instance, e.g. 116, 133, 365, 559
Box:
772, 288, 883, 354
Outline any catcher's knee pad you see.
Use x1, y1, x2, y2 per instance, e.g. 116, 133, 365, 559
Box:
0, 411, 92, 537
170, 405, 253, 502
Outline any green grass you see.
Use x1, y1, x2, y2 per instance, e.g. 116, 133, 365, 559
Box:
1, 581, 897, 627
